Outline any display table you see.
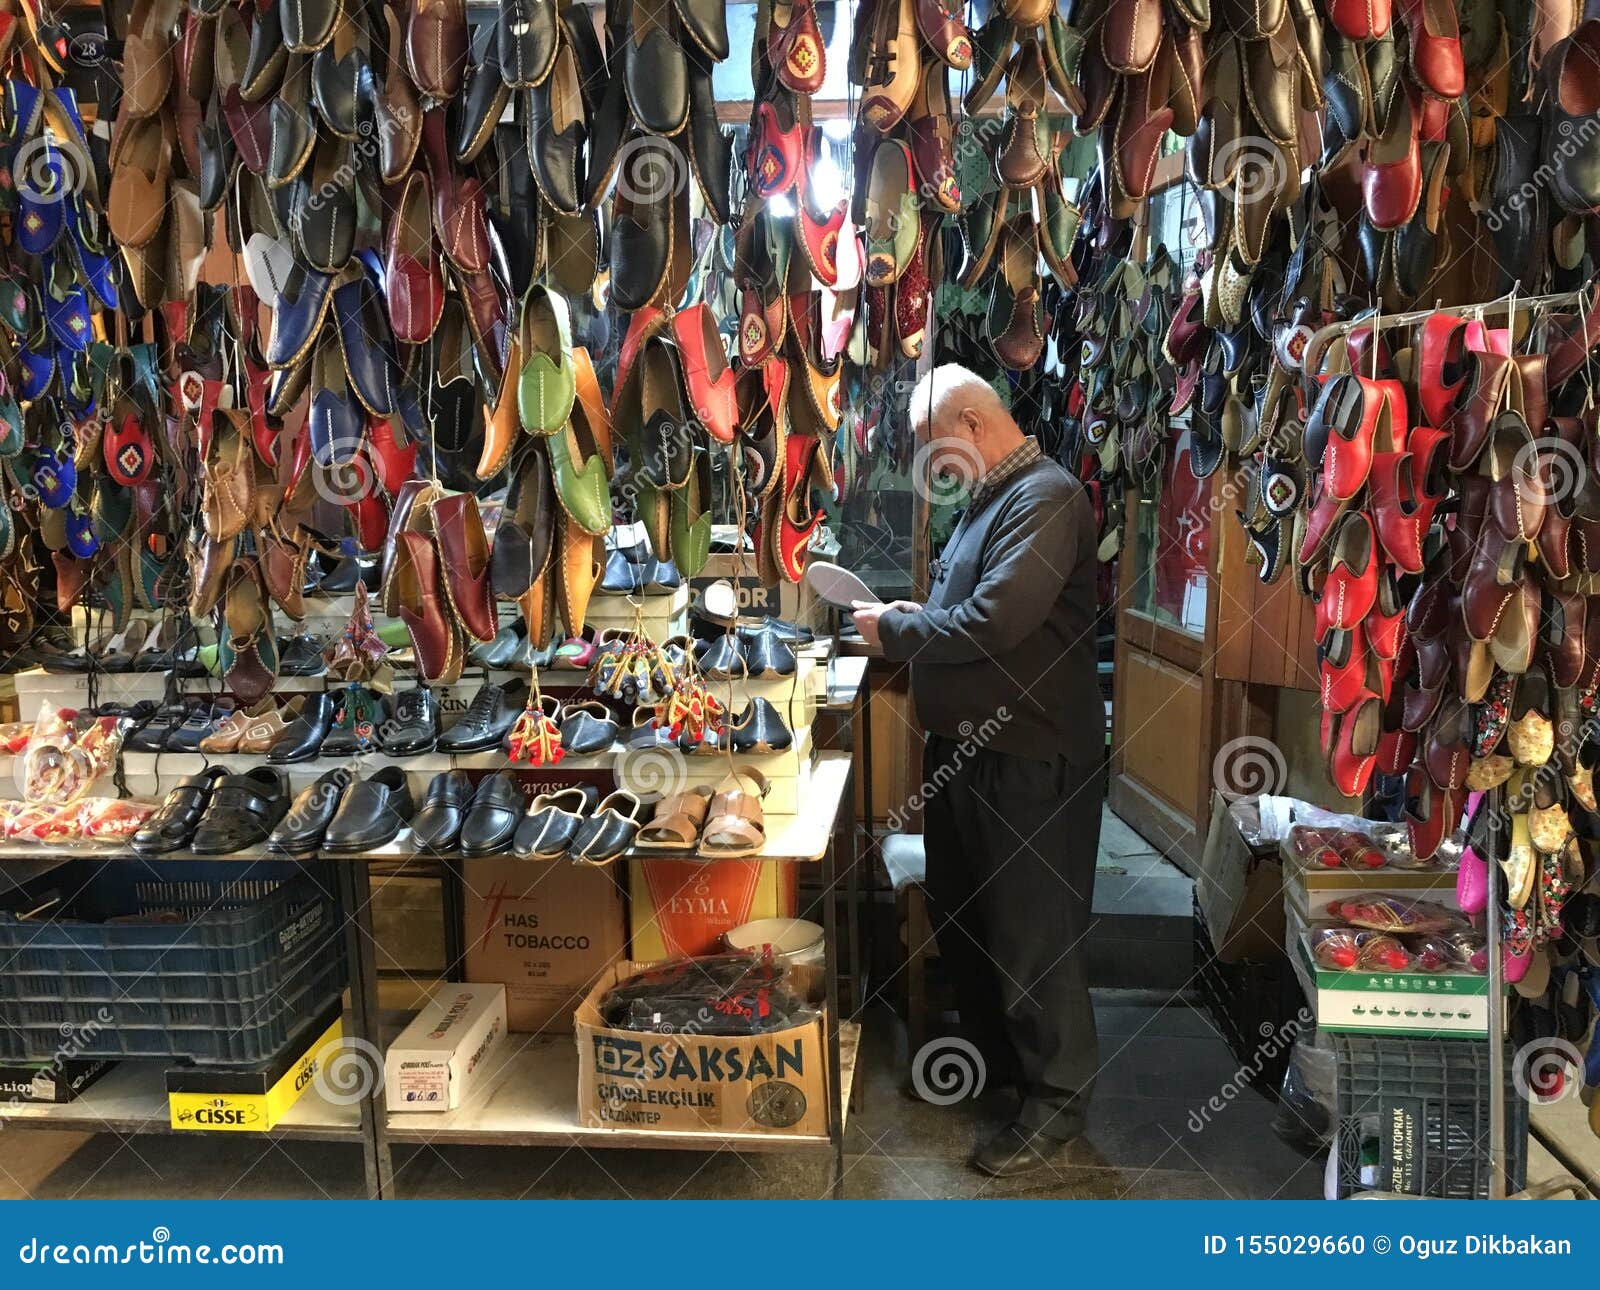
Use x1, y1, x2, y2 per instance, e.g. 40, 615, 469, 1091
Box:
0, 751, 861, 1199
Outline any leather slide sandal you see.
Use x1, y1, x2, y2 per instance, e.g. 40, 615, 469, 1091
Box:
636, 785, 715, 852
700, 771, 772, 859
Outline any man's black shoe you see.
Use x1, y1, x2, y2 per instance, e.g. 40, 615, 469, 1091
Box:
970, 1122, 1080, 1177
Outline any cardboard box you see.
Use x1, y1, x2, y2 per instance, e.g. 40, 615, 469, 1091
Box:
166, 1005, 343, 1132
575, 961, 829, 1137
1196, 791, 1285, 963
1287, 910, 1489, 1038
384, 984, 507, 1112
629, 858, 799, 960
462, 857, 628, 1032
0, 1058, 113, 1104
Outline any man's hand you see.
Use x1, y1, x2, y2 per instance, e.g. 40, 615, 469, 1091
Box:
851, 600, 923, 648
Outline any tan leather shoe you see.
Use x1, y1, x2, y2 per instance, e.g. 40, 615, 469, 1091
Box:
203, 410, 256, 542
236, 701, 294, 754
199, 699, 276, 754
555, 519, 603, 640
477, 328, 523, 479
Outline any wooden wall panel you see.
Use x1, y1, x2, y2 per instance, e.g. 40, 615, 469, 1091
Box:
1116, 650, 1204, 821
1211, 474, 1319, 690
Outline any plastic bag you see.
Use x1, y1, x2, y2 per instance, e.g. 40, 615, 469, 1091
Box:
599, 953, 818, 1035
1334, 895, 1463, 936
18, 706, 123, 804
76, 797, 157, 842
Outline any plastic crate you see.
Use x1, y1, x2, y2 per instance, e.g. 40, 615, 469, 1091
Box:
0, 859, 346, 1064
1332, 1034, 1528, 1198
1192, 892, 1306, 1097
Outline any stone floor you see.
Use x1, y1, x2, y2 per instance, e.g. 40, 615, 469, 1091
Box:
0, 995, 1325, 1200
0, 808, 1330, 1200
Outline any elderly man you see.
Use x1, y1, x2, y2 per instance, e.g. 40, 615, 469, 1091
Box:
853, 364, 1104, 1177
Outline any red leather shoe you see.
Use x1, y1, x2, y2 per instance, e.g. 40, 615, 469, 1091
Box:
431, 491, 498, 642
797, 133, 848, 285
1363, 86, 1422, 230
1400, 0, 1463, 98
671, 304, 736, 444
894, 215, 931, 358
777, 432, 827, 582
346, 487, 390, 554
1369, 450, 1437, 573
1327, 695, 1381, 797
1366, 567, 1406, 661
750, 93, 806, 199
1482, 412, 1545, 542
1377, 726, 1417, 777
1328, 0, 1392, 39
1405, 770, 1459, 861
394, 530, 463, 684
1321, 625, 1370, 713
1323, 512, 1379, 629
1299, 473, 1353, 565
1322, 374, 1385, 501
615, 306, 668, 403
1417, 312, 1471, 426
366, 413, 418, 496
384, 170, 445, 343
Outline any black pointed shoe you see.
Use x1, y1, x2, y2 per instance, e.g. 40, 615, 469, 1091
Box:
311, 15, 371, 139
557, 701, 621, 755
471, 620, 526, 669
738, 618, 796, 677
686, 44, 733, 223
381, 686, 441, 755
526, 23, 586, 214
267, 691, 339, 762
624, 0, 688, 136
269, 768, 355, 855
268, 53, 317, 189
456, 39, 510, 163
460, 771, 524, 856
412, 769, 472, 853
498, 0, 558, 90
514, 785, 599, 859
570, 791, 646, 864
282, 0, 340, 52
323, 765, 414, 853
189, 767, 292, 854
132, 766, 228, 855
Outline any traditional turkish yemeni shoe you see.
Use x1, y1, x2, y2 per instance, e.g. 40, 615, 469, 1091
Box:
440, 678, 530, 752
267, 54, 316, 189
863, 139, 918, 286
672, 303, 736, 444
1322, 512, 1380, 630
632, 336, 693, 491
558, 701, 621, 755
570, 791, 646, 865
394, 529, 465, 683
459, 771, 523, 856
311, 14, 369, 139
491, 443, 557, 601
739, 618, 798, 678
1543, 20, 1600, 213
289, 135, 356, 271
332, 273, 400, 418
526, 27, 586, 214
384, 170, 445, 344
1487, 114, 1545, 292
610, 136, 675, 311
1447, 349, 1517, 471
411, 770, 470, 854
861, 0, 921, 131
267, 691, 339, 762
1328, 0, 1391, 39
456, 40, 510, 164
516, 286, 576, 434
988, 216, 1044, 371
684, 44, 733, 223
188, 766, 290, 855
750, 90, 805, 199
322, 766, 414, 853
1316, 374, 1380, 501
995, 38, 1050, 187
133, 766, 229, 856
1417, 312, 1471, 427
513, 786, 598, 860
729, 697, 794, 754
1100, 0, 1158, 75
1364, 84, 1422, 230
499, 0, 558, 89
903, 66, 961, 216
106, 113, 172, 248
1401, 0, 1464, 98
1482, 412, 1545, 543
120, 0, 178, 117
550, 348, 614, 537
626, 0, 688, 136
917, 0, 972, 68
430, 492, 498, 644
1327, 694, 1381, 797
266, 259, 336, 369
769, 0, 826, 94
375, 4, 423, 181
219, 557, 279, 706
1369, 451, 1434, 574
1462, 522, 1528, 642
406, 0, 466, 96
268, 769, 354, 856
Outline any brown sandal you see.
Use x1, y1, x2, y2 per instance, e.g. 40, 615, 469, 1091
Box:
636, 785, 715, 852
700, 770, 772, 859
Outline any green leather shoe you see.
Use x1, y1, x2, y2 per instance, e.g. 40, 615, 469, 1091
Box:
516, 286, 576, 435
550, 400, 611, 537
668, 452, 712, 577
864, 139, 918, 287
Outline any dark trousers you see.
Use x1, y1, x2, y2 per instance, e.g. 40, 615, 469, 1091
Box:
921, 736, 1101, 1140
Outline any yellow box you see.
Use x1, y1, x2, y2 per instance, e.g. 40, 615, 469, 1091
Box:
166, 1010, 343, 1132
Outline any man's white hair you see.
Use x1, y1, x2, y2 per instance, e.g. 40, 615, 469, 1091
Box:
906, 363, 1009, 435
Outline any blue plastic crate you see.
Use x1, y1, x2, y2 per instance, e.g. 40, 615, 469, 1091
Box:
0, 859, 346, 1064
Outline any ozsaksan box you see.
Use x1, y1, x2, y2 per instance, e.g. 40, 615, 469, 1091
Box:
574, 961, 829, 1138
0, 1058, 113, 1104
384, 984, 507, 1112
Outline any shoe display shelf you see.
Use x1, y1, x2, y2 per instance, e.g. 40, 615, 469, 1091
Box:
616, 726, 816, 818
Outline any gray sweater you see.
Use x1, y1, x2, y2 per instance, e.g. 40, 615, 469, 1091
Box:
878, 456, 1102, 765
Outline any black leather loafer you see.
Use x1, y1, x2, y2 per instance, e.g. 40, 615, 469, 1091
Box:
460, 771, 524, 856
412, 769, 472, 853
456, 42, 510, 164
971, 1122, 1082, 1177
526, 29, 585, 214
268, 768, 354, 855
570, 790, 645, 864
513, 785, 598, 859
729, 698, 792, 753
189, 767, 291, 854
738, 619, 796, 677
323, 765, 414, 853
267, 692, 338, 763
439, 678, 530, 752
268, 54, 316, 189
498, 0, 558, 90
132, 766, 228, 855
685, 44, 732, 223
471, 621, 526, 669
381, 687, 441, 755
624, 0, 688, 136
